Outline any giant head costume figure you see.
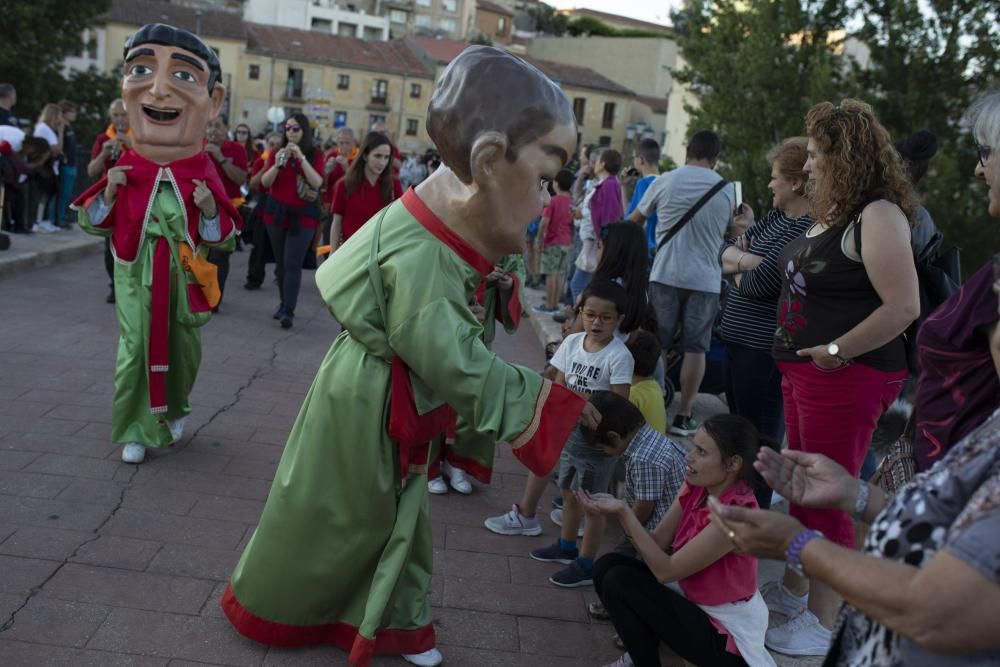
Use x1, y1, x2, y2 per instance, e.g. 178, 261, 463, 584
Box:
423, 46, 577, 257
121, 23, 226, 164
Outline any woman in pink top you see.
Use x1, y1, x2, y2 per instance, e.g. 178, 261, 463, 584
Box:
579, 414, 776, 667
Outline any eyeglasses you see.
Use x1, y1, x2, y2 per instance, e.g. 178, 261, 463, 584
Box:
978, 145, 993, 168
580, 310, 617, 324
285, 125, 302, 132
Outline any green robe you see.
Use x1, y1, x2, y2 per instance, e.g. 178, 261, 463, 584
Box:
222, 191, 582, 666
79, 184, 234, 447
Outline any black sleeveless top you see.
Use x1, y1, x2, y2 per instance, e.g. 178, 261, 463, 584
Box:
772, 219, 907, 372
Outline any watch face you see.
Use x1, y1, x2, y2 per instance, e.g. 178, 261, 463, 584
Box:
828, 343, 839, 356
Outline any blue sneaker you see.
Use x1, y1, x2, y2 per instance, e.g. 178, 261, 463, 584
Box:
530, 542, 576, 564
551, 496, 563, 509
532, 304, 557, 313
550, 560, 593, 588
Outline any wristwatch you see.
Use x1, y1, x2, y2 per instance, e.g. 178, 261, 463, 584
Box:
826, 342, 846, 362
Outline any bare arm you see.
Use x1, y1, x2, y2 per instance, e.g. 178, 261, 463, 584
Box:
627, 208, 645, 224
87, 145, 110, 179
260, 163, 279, 188
219, 159, 247, 186
610, 383, 630, 398
834, 201, 920, 359
801, 541, 1000, 653
330, 213, 343, 252
631, 499, 655, 527
720, 245, 763, 275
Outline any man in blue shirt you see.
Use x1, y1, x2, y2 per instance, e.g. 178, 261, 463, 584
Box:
625, 138, 661, 258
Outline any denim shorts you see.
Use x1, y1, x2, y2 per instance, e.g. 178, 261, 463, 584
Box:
557, 427, 619, 493
649, 282, 719, 353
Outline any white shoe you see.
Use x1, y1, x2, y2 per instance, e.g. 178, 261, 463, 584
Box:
484, 504, 542, 536
121, 443, 146, 464
550, 508, 585, 538
442, 461, 472, 494
403, 647, 442, 666
167, 416, 187, 443
760, 579, 808, 617
427, 476, 449, 495
35, 221, 58, 233
765, 608, 832, 656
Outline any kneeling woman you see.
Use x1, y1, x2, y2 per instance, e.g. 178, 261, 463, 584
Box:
580, 414, 776, 667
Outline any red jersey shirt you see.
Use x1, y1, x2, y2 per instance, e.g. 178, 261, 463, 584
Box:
265, 147, 324, 208
331, 176, 403, 241
209, 139, 249, 200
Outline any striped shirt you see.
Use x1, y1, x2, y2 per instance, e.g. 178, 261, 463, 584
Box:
719, 209, 813, 350
624, 424, 687, 531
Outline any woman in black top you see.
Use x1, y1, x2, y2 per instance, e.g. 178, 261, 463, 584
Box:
718, 137, 814, 509
761, 99, 920, 657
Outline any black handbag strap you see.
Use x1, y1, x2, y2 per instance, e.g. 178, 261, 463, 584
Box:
655, 179, 728, 255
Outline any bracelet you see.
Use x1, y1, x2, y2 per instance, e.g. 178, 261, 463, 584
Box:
786, 529, 824, 577
852, 479, 871, 520
736, 252, 746, 272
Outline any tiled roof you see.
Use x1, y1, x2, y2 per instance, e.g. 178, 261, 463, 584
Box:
405, 37, 635, 96
635, 94, 668, 114
246, 23, 434, 79
103, 0, 247, 41
476, 0, 515, 17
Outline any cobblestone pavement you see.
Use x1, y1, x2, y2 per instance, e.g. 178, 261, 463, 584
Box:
0, 247, 821, 666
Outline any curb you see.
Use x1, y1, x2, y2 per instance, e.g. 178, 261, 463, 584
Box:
0, 232, 103, 279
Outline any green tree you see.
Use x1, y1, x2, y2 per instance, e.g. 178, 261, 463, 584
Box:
0, 0, 113, 121
527, 4, 569, 36
65, 67, 124, 169
670, 0, 851, 219
847, 0, 1000, 275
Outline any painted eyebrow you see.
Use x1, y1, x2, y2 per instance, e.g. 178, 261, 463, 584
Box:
171, 53, 205, 71
124, 48, 156, 62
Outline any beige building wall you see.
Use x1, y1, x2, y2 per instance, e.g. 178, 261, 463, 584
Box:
528, 36, 678, 103
234, 53, 433, 153
663, 53, 697, 166
564, 87, 631, 150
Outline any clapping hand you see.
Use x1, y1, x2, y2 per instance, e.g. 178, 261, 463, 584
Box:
579, 402, 601, 430
708, 496, 804, 560
754, 448, 856, 512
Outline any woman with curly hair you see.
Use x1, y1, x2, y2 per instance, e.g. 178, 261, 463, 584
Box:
762, 99, 920, 656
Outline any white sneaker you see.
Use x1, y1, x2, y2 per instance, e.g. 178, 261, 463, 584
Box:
442, 461, 472, 494
427, 476, 449, 495
403, 648, 442, 666
484, 504, 542, 536
121, 443, 146, 464
549, 508, 585, 538
765, 608, 832, 656
167, 416, 187, 443
35, 221, 58, 233
760, 579, 808, 617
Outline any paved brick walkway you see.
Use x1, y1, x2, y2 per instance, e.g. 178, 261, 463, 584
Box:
0, 248, 819, 666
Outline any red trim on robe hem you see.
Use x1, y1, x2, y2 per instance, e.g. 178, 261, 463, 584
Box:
401, 188, 492, 276
512, 383, 585, 476
220, 584, 435, 667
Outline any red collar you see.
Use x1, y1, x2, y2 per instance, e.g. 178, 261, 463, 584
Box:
401, 188, 492, 276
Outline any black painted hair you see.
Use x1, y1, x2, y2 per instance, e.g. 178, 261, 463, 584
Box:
125, 23, 222, 93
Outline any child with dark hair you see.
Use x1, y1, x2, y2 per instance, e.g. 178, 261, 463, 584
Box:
525, 281, 634, 588
627, 138, 662, 256
580, 412, 776, 667
533, 168, 576, 312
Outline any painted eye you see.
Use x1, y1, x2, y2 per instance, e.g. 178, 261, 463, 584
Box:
128, 64, 152, 76
173, 70, 197, 83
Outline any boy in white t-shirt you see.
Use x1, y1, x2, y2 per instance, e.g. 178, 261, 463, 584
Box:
529, 281, 634, 588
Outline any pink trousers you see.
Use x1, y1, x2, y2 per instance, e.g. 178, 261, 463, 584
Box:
777, 360, 907, 548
